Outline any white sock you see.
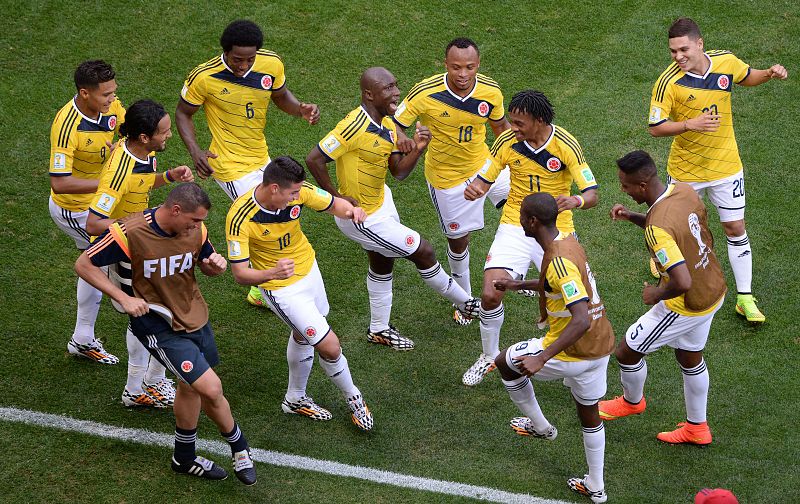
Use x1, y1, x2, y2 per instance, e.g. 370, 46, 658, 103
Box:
727, 233, 752, 294
73, 278, 102, 345
479, 304, 503, 359
286, 337, 314, 402
367, 269, 393, 333
417, 262, 470, 305
582, 423, 606, 491
619, 360, 647, 404
502, 376, 550, 432
681, 359, 709, 423
318, 352, 360, 399
125, 325, 148, 394
144, 357, 167, 384
447, 245, 471, 296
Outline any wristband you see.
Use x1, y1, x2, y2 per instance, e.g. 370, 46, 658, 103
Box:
574, 195, 585, 209
163, 170, 174, 183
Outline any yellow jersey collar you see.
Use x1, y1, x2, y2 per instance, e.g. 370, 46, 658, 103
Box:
221, 53, 254, 79
71, 96, 102, 124
443, 73, 477, 102
686, 52, 713, 79
523, 124, 555, 154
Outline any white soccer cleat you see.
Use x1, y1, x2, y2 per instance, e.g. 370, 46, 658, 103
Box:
367, 325, 415, 350
568, 474, 608, 503
462, 353, 496, 386
143, 377, 176, 407
67, 337, 119, 365
122, 388, 166, 408
455, 297, 481, 323
281, 396, 333, 421
510, 417, 558, 440
452, 306, 473, 326
347, 394, 373, 431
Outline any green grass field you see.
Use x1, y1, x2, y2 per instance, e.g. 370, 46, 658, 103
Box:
2, 1, 798, 502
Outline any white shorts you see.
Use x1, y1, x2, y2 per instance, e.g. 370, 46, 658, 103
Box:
49, 196, 91, 250
215, 159, 270, 201
335, 185, 421, 258
484, 223, 545, 277
259, 260, 331, 346
625, 298, 723, 355
428, 167, 510, 239
505, 337, 609, 406
671, 170, 745, 222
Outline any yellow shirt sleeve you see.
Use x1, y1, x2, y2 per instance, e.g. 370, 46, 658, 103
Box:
478, 134, 509, 183
564, 141, 596, 192
317, 115, 356, 160
89, 166, 126, 218
224, 206, 251, 263
488, 88, 505, 121
49, 113, 77, 176
731, 53, 751, 83
649, 71, 676, 126
546, 256, 589, 307
300, 183, 335, 211
645, 225, 685, 271
181, 71, 207, 107
271, 58, 286, 90
394, 93, 421, 128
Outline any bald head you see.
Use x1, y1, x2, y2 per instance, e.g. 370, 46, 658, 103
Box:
360, 67, 394, 92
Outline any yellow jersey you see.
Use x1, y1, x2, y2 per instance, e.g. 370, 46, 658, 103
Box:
89, 141, 157, 221
649, 51, 751, 182
394, 73, 505, 189
49, 97, 125, 211
225, 183, 334, 290
317, 106, 400, 215
180, 50, 287, 182
479, 126, 597, 232
542, 233, 595, 362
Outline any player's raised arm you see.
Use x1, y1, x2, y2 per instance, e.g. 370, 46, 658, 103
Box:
175, 100, 217, 179
326, 196, 366, 224
388, 122, 430, 181
738, 64, 788, 86
271, 86, 320, 125
230, 258, 295, 286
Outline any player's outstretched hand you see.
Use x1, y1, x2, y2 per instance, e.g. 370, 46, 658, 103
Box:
556, 195, 581, 212
347, 206, 368, 224
171, 165, 194, 183
300, 102, 321, 125
493, 278, 520, 292
768, 64, 788, 80
513, 355, 545, 376
610, 204, 630, 221
413, 122, 432, 151
686, 110, 720, 132
642, 281, 660, 305
464, 178, 490, 201
271, 258, 295, 280
120, 295, 149, 317
192, 150, 217, 179
202, 253, 227, 274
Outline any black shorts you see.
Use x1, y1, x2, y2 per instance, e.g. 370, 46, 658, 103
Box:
135, 322, 219, 384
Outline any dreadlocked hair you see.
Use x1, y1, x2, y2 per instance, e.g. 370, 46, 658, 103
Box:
508, 90, 554, 124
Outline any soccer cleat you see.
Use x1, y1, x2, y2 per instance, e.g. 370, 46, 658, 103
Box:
455, 297, 481, 323
246, 286, 268, 308
656, 421, 712, 446
462, 353, 496, 386
347, 394, 373, 431
510, 417, 558, 440
232, 449, 257, 485
598, 395, 646, 420
649, 257, 660, 278
143, 377, 176, 407
568, 475, 608, 503
281, 396, 332, 421
516, 288, 538, 298
367, 325, 415, 350
122, 388, 165, 408
452, 306, 473, 326
735, 294, 765, 323
171, 455, 228, 480
67, 337, 119, 365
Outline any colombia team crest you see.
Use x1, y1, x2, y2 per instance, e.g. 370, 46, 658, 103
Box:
261, 75, 273, 89
107, 115, 117, 130
546, 157, 562, 171
181, 360, 194, 373
304, 326, 316, 338
477, 101, 490, 117
717, 75, 730, 90
289, 205, 301, 219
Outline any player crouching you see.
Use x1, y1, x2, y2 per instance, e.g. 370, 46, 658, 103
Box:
75, 183, 256, 484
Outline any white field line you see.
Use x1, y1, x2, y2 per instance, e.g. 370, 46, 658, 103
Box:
0, 407, 573, 504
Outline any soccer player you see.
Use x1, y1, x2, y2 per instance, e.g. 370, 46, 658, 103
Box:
599, 150, 727, 446
648, 17, 787, 323
393, 37, 511, 325
493, 193, 613, 504
87, 99, 194, 408
225, 157, 374, 430
75, 183, 257, 485
461, 90, 598, 386
50, 60, 124, 365
305, 67, 481, 350
176, 19, 320, 309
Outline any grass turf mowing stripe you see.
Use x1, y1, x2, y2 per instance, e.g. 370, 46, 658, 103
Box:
0, 407, 570, 504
